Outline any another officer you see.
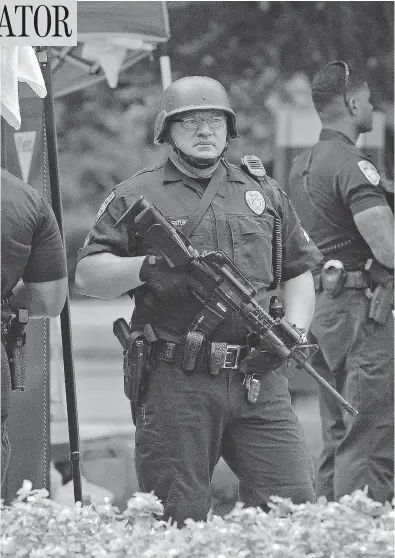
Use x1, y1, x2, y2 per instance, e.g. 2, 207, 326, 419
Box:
76, 76, 323, 524
289, 62, 394, 504
1, 169, 68, 488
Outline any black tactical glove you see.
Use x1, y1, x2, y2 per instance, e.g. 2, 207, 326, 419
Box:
139, 255, 207, 304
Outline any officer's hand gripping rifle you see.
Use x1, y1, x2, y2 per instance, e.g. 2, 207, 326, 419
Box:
115, 196, 358, 417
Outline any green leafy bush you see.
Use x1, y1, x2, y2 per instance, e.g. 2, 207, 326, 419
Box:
1, 481, 393, 557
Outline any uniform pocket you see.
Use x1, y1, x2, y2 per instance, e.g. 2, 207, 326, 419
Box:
229, 214, 274, 285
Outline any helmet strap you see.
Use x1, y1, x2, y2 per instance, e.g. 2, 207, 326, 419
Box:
168, 139, 229, 179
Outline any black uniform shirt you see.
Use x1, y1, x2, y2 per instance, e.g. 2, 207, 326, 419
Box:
1, 169, 67, 298
78, 159, 322, 342
289, 129, 389, 271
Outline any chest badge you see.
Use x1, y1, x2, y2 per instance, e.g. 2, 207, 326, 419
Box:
245, 190, 265, 215
357, 160, 380, 186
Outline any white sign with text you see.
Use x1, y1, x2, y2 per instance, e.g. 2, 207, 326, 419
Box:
0, 0, 77, 46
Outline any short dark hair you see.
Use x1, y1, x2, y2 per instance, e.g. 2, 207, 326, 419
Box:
312, 63, 367, 113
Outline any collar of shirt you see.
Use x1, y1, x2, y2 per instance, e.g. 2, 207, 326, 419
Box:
319, 128, 355, 146
163, 159, 246, 198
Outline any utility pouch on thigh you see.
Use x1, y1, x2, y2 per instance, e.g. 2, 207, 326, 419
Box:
321, 260, 347, 298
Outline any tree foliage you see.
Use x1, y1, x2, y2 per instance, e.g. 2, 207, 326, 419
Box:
168, 1, 393, 103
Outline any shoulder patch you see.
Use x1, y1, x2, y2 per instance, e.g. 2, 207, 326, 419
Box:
95, 191, 115, 222
357, 160, 380, 186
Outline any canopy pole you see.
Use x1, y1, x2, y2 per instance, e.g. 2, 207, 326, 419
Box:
37, 47, 82, 505
158, 43, 172, 89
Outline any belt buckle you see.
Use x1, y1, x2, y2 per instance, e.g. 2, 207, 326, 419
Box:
223, 345, 241, 369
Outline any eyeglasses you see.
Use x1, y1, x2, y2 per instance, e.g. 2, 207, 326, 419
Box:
171, 115, 226, 131
327, 60, 350, 106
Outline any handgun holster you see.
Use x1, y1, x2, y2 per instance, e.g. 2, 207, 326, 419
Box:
124, 333, 147, 403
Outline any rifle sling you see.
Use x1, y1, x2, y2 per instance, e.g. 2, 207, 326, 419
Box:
181, 161, 226, 239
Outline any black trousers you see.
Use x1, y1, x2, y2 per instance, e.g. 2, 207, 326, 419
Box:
134, 356, 316, 525
311, 289, 394, 503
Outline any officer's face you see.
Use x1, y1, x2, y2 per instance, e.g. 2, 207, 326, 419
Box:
168, 110, 228, 162
353, 83, 373, 133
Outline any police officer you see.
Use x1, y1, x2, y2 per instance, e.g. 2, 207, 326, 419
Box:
76, 76, 323, 524
289, 62, 394, 504
1, 169, 68, 488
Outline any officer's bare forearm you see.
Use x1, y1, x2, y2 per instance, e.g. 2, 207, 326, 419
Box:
75, 253, 146, 299
11, 278, 67, 318
280, 270, 315, 331
353, 206, 394, 269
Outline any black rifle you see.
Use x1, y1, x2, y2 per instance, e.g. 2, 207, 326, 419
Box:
115, 196, 358, 417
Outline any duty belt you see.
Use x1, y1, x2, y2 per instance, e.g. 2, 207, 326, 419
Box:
314, 270, 370, 292
154, 339, 247, 372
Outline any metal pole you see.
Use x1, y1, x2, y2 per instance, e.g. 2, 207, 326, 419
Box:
158, 43, 172, 89
38, 47, 82, 504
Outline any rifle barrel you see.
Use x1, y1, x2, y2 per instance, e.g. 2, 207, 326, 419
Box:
293, 353, 358, 417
